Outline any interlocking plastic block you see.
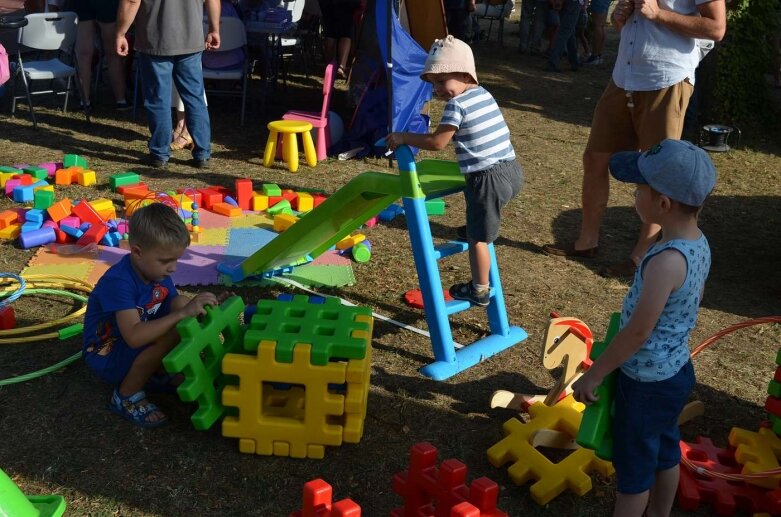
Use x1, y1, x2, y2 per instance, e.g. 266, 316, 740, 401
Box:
21, 220, 43, 232
313, 193, 327, 207
487, 395, 614, 505
252, 192, 269, 211
290, 479, 362, 517
0, 166, 22, 175
16, 174, 34, 185
224, 195, 239, 207
19, 227, 56, 248
23, 166, 48, 181
109, 172, 140, 191
0, 209, 19, 229
0, 306, 16, 330
235, 178, 253, 210
38, 162, 58, 177
63, 154, 87, 168
336, 233, 366, 251
89, 198, 116, 220
425, 198, 446, 216
296, 192, 313, 212
263, 183, 282, 197
729, 427, 781, 489
0, 172, 15, 188
769, 380, 781, 399
678, 436, 780, 516
274, 213, 300, 232
391, 442, 508, 517
60, 224, 83, 239
766, 396, 781, 420
576, 312, 621, 460
77, 169, 96, 186
244, 295, 372, 365
363, 216, 378, 228
163, 296, 246, 430
212, 202, 243, 217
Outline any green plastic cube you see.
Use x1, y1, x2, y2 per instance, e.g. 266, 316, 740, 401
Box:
425, 198, 446, 216
33, 189, 54, 210
262, 183, 282, 197
63, 154, 87, 168
23, 167, 48, 181
109, 172, 140, 191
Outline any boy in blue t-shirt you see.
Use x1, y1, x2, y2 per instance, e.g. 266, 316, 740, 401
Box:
573, 139, 716, 517
83, 203, 221, 428
387, 35, 523, 307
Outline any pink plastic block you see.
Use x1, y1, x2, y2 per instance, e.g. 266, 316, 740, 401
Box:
364, 216, 378, 228
59, 216, 80, 229
38, 162, 58, 176
5, 178, 21, 196
116, 222, 128, 235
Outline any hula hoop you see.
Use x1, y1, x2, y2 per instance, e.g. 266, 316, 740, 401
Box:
0, 351, 81, 386
0, 289, 88, 344
0, 273, 25, 309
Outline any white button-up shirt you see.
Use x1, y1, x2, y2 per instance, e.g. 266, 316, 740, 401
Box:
612, 0, 712, 92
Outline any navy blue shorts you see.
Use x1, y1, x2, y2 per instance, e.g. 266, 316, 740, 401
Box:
612, 361, 695, 494
589, 0, 612, 14
84, 339, 150, 386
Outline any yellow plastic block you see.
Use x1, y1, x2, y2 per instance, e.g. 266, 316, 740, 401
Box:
336, 233, 366, 251
89, 198, 116, 221
46, 198, 72, 222
0, 172, 15, 188
729, 427, 781, 489
486, 395, 614, 505
77, 169, 96, 186
174, 194, 194, 212
0, 224, 21, 240
222, 342, 367, 459
273, 213, 299, 232
296, 192, 313, 212
212, 202, 243, 217
252, 192, 269, 212
33, 184, 54, 193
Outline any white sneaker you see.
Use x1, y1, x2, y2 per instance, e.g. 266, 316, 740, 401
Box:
584, 54, 604, 65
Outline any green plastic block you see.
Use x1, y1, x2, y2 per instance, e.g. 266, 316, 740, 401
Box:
267, 199, 291, 215
57, 323, 83, 340
771, 414, 781, 436
33, 189, 54, 210
24, 166, 48, 181
163, 296, 246, 430
0, 166, 23, 174
425, 198, 446, 216
262, 183, 282, 197
769, 379, 781, 398
576, 312, 622, 461
244, 295, 371, 365
776, 349, 781, 366
63, 154, 87, 168
109, 171, 140, 191
0, 468, 66, 517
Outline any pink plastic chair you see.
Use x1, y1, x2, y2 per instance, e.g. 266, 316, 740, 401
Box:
281, 61, 336, 161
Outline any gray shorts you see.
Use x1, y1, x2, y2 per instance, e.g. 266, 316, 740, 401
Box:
464, 160, 523, 243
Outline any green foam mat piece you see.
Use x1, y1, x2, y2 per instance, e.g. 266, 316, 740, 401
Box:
244, 295, 371, 365
163, 296, 246, 430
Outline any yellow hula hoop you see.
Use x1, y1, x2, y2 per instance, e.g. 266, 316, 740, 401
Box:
0, 274, 93, 338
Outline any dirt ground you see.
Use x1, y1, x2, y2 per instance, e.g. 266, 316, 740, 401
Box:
0, 12, 780, 517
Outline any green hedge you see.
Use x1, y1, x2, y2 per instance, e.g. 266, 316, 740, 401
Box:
713, 0, 780, 124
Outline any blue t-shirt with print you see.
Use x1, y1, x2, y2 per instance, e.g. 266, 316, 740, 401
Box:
619, 234, 710, 382
83, 254, 178, 355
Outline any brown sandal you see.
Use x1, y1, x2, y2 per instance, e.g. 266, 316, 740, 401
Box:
171, 131, 194, 151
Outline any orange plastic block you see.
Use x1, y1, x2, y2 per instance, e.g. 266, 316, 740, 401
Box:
290, 479, 362, 517
118, 182, 149, 196
0, 224, 21, 240
0, 210, 20, 229
296, 192, 314, 212
46, 198, 72, 223
252, 193, 269, 211
72, 199, 105, 225
273, 213, 299, 232
15, 173, 34, 186
235, 179, 253, 210
336, 234, 366, 251
77, 169, 96, 186
211, 202, 243, 217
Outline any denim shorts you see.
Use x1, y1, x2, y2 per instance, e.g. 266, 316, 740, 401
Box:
588, 0, 612, 14
463, 160, 523, 243
612, 361, 695, 494
84, 339, 150, 386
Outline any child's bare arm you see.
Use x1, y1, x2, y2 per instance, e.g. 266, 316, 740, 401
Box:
572, 250, 687, 403
386, 124, 458, 152
115, 292, 219, 348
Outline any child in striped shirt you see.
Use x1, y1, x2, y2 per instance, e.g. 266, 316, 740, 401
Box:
387, 35, 523, 306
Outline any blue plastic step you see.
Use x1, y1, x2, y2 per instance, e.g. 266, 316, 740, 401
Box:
434, 240, 469, 261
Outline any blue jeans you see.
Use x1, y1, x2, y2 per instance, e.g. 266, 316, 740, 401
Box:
548, 0, 580, 69
138, 52, 211, 162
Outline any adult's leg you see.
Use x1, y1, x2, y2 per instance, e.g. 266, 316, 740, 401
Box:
336, 37, 351, 72
173, 52, 211, 161
446, 7, 471, 41
590, 12, 607, 57
518, 0, 536, 52
97, 21, 127, 104
576, 149, 611, 250
548, 0, 580, 69
530, 0, 550, 53
138, 53, 174, 162
75, 19, 96, 106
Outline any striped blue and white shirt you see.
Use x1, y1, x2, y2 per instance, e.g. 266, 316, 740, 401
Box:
440, 86, 515, 174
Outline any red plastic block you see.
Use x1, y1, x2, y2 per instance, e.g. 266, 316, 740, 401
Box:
765, 396, 781, 419
267, 195, 283, 208
404, 289, 453, 310
0, 306, 16, 330
391, 442, 507, 517
197, 188, 224, 210
290, 479, 361, 517
72, 198, 105, 226
774, 366, 781, 383
282, 189, 298, 203
313, 194, 327, 207
235, 179, 253, 210
177, 188, 202, 206
678, 437, 779, 516
76, 224, 107, 246
117, 182, 149, 195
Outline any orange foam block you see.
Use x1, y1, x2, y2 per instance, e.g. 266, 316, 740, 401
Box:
0, 210, 20, 229
211, 202, 243, 217
46, 198, 72, 222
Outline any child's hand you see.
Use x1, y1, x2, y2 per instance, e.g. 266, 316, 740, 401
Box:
572, 369, 603, 405
181, 292, 219, 318
217, 291, 236, 303
386, 132, 405, 151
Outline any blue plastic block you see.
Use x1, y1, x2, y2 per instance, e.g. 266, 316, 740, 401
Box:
60, 224, 84, 239
78, 222, 92, 232
12, 185, 34, 203
21, 220, 43, 232
100, 232, 120, 247
378, 203, 404, 222
24, 209, 44, 223
224, 195, 238, 207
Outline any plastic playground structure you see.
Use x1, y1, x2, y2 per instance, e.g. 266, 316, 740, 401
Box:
218, 145, 528, 380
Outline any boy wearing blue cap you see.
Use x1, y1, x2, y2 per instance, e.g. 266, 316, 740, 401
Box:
572, 139, 716, 517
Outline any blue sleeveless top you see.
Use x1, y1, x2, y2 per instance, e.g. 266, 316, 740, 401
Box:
620, 234, 711, 382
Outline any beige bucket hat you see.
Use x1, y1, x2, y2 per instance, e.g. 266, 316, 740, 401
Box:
420, 35, 478, 84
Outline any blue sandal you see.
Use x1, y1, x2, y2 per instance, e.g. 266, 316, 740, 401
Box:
108, 389, 168, 428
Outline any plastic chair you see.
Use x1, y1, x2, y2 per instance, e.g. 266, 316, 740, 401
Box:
472, 0, 513, 45
263, 120, 317, 172
202, 17, 249, 126
279, 0, 308, 85
281, 60, 336, 161
10, 11, 78, 129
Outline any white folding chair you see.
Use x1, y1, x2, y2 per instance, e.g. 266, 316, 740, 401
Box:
202, 17, 249, 126
473, 0, 514, 46
10, 11, 78, 129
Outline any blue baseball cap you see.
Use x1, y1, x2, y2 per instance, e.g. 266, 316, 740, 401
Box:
609, 139, 717, 207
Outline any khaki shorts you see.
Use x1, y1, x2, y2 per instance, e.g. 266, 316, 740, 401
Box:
586, 79, 694, 153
